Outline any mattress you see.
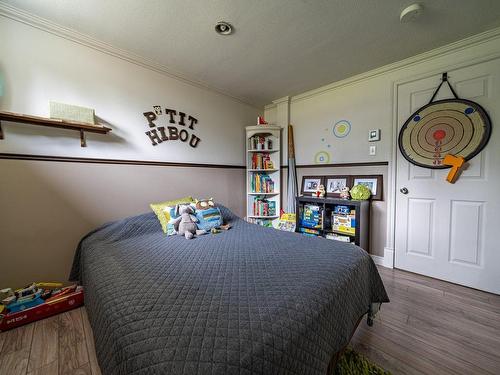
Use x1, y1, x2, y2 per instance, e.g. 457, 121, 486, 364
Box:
70, 205, 389, 375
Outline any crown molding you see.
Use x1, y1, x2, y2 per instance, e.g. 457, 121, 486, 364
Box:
272, 96, 290, 105
264, 103, 277, 111
0, 2, 261, 110
265, 26, 500, 106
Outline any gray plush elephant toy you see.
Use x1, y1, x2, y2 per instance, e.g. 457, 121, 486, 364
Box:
172, 204, 206, 239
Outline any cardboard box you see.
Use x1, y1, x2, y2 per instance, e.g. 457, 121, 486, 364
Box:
0, 289, 84, 331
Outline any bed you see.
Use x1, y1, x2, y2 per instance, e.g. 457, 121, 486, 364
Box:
70, 205, 389, 375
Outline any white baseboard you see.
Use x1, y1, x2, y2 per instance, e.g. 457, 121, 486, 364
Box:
371, 247, 394, 268
383, 247, 394, 268
371, 255, 385, 266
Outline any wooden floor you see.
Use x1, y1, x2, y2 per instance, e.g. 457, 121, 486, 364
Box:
1, 267, 499, 374
352, 267, 500, 375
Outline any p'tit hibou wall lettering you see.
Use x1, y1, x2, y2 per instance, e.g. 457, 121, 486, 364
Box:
143, 106, 201, 148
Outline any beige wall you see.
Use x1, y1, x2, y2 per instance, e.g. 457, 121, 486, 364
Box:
267, 30, 500, 261
0, 159, 245, 288
0, 16, 258, 164
0, 15, 256, 288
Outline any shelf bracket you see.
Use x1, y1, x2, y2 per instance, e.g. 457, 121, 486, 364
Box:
80, 129, 87, 147
0, 120, 3, 140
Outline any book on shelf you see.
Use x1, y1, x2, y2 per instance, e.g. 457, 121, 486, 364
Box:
325, 233, 352, 242
251, 173, 275, 193
300, 204, 322, 229
251, 153, 274, 169
331, 208, 356, 235
247, 218, 274, 227
249, 135, 273, 151
276, 213, 296, 232
252, 198, 276, 217
299, 227, 321, 237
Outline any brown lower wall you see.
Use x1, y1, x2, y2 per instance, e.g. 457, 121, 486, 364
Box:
0, 159, 246, 287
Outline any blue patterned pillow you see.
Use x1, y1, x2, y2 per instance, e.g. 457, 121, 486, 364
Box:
195, 207, 223, 231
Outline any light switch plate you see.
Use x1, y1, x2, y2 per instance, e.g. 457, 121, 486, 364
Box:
368, 129, 381, 142
369, 145, 376, 156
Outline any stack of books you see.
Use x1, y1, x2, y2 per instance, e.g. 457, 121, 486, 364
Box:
300, 204, 322, 229
251, 173, 275, 193
251, 153, 274, 169
247, 218, 274, 227
253, 198, 276, 216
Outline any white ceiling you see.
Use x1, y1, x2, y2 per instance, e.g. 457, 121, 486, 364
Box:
3, 0, 500, 107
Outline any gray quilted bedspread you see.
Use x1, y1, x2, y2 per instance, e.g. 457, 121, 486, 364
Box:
70, 206, 388, 375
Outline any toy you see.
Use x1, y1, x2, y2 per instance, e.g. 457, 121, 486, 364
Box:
350, 184, 371, 200
257, 116, 268, 126
210, 227, 221, 234
0, 285, 83, 331
443, 154, 465, 183
313, 184, 326, 198
172, 204, 206, 239
340, 186, 350, 200
195, 198, 215, 210
2, 283, 45, 313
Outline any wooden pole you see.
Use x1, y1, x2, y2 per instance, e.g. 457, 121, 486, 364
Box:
288, 124, 295, 158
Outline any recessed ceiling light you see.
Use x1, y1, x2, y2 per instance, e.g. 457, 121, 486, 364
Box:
215, 21, 233, 35
400, 3, 423, 23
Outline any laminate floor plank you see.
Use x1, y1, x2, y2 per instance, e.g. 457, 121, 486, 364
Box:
0, 323, 34, 375
379, 309, 500, 374
58, 308, 90, 375
27, 360, 58, 375
352, 325, 456, 375
27, 315, 59, 373
0, 323, 34, 355
357, 267, 500, 374
81, 308, 101, 375
384, 283, 500, 335
0, 348, 31, 375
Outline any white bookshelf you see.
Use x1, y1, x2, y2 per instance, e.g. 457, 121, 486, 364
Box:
246, 125, 281, 227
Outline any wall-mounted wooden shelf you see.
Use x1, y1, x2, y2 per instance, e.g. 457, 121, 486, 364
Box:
0, 111, 112, 147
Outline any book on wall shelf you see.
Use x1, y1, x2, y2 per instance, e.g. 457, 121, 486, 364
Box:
246, 125, 281, 227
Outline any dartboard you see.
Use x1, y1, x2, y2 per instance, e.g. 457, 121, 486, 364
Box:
399, 99, 491, 169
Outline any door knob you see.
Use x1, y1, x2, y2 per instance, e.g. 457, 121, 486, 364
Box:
400, 187, 409, 194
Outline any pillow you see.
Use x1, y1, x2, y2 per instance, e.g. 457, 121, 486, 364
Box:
195, 207, 223, 231
150, 196, 194, 233
195, 198, 215, 211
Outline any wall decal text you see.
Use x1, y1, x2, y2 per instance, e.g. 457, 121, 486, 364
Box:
143, 107, 201, 148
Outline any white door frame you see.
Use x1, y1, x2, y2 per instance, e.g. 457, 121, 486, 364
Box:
386, 50, 500, 269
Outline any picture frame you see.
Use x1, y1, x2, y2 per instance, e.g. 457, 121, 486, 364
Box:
352, 175, 383, 200
301, 176, 324, 195
324, 175, 352, 197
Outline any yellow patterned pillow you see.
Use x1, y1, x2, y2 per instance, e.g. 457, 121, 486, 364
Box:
150, 196, 194, 233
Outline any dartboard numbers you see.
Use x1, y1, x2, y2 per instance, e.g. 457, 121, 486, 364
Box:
399, 99, 491, 169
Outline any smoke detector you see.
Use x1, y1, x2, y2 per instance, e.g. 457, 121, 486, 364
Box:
400, 3, 423, 23
215, 21, 233, 35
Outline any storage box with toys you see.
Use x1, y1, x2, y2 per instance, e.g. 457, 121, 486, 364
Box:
0, 282, 84, 331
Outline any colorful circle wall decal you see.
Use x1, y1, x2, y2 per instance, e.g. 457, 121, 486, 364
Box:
314, 151, 330, 164
333, 120, 351, 138
398, 99, 491, 169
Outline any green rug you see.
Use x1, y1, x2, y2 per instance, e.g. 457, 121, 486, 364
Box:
333, 348, 391, 375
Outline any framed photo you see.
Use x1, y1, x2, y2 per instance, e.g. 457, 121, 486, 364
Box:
301, 176, 324, 194
352, 175, 383, 200
324, 175, 352, 197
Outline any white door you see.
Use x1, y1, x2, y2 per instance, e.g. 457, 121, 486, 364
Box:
395, 59, 500, 294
